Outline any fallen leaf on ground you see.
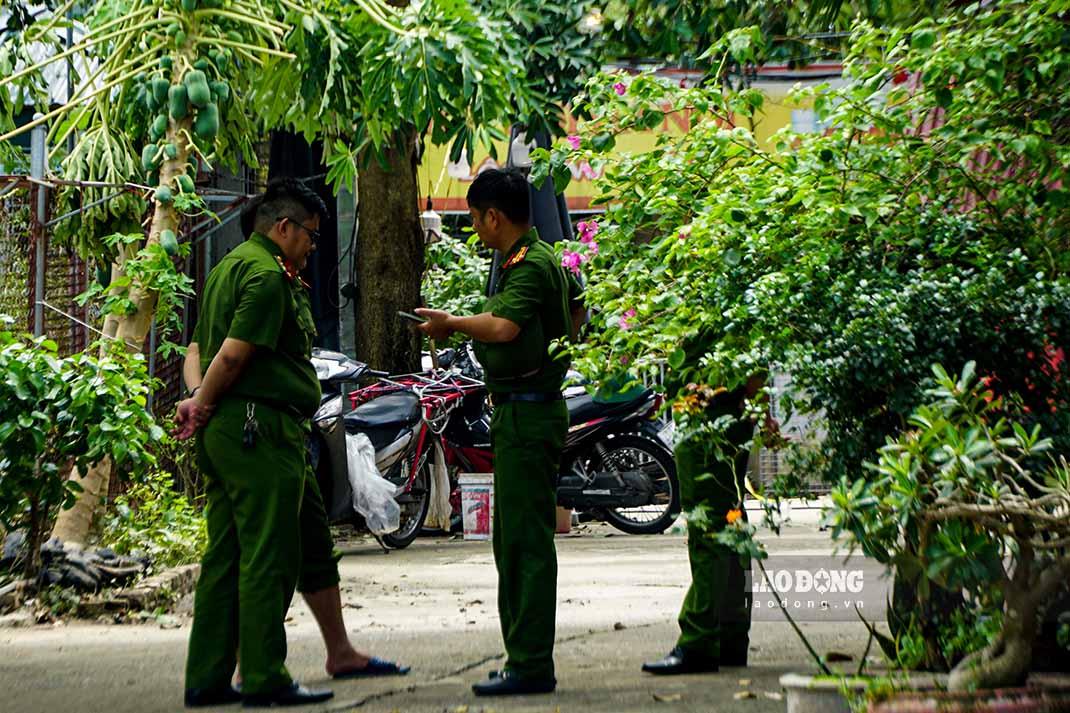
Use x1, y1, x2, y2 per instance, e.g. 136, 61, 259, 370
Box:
733, 691, 756, 700
763, 692, 783, 701
652, 693, 682, 703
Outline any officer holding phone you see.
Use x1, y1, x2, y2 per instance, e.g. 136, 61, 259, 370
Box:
414, 169, 586, 697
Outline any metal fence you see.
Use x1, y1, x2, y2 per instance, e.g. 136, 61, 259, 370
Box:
0, 121, 254, 425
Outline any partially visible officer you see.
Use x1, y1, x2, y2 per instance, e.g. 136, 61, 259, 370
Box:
174, 177, 334, 707
416, 168, 586, 697
642, 357, 765, 675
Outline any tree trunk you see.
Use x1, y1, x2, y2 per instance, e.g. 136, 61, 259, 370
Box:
50, 101, 192, 548
948, 596, 1036, 691
354, 131, 424, 373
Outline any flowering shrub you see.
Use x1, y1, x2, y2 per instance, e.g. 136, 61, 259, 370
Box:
534, 1, 1070, 673
533, 1, 1070, 488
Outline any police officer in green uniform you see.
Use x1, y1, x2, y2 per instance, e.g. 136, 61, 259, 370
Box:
174, 178, 335, 707
416, 169, 585, 697
176, 195, 411, 699
642, 351, 764, 675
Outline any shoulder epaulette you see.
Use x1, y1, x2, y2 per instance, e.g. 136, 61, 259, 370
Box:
503, 246, 529, 270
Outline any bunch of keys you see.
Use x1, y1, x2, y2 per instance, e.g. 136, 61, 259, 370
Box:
242, 402, 259, 449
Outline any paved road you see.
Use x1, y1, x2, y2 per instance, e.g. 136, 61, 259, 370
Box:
1, 519, 877, 712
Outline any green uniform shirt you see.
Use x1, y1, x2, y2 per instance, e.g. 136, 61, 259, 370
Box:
475, 228, 584, 394
192, 232, 321, 418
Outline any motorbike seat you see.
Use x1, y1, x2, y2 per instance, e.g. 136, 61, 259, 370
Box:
567, 388, 654, 427
344, 391, 421, 430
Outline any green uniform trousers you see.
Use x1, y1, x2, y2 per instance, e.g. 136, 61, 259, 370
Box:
296, 460, 342, 595
675, 399, 754, 661
490, 399, 569, 681
185, 398, 307, 696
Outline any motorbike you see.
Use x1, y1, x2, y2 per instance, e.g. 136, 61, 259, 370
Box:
310, 348, 466, 549
436, 343, 680, 535
309, 344, 681, 549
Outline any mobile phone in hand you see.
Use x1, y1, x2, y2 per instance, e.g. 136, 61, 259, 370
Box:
397, 310, 425, 323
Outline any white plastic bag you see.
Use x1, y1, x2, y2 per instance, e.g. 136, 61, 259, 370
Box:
424, 440, 453, 531
345, 432, 401, 534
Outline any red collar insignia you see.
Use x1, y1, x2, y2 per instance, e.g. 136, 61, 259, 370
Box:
275, 255, 310, 289
503, 245, 528, 270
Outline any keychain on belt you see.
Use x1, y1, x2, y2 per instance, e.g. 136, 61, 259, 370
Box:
242, 402, 259, 449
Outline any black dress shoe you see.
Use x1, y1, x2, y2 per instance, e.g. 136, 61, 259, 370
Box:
242, 681, 334, 708
185, 686, 243, 707
472, 670, 556, 696
641, 646, 719, 675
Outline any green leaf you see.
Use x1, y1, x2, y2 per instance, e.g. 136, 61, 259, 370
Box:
910, 28, 936, 51
668, 348, 686, 370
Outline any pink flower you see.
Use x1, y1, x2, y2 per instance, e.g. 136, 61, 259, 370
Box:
586, 240, 599, 256
618, 308, 636, 330
613, 81, 627, 96
561, 249, 583, 276
576, 219, 599, 243
579, 162, 598, 180
567, 135, 582, 150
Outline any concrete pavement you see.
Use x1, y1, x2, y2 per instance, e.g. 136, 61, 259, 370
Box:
0, 516, 876, 713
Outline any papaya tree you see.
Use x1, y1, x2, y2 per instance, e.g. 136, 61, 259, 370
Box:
0, 0, 407, 547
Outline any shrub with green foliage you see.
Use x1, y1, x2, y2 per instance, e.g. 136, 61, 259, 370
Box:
534, 0, 1070, 487
0, 317, 163, 577
827, 362, 1070, 690
422, 233, 491, 317
100, 468, 206, 573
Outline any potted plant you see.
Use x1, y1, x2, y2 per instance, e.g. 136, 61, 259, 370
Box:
826, 362, 1070, 711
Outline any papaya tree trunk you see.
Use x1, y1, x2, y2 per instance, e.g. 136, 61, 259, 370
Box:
354, 130, 423, 373
50, 85, 194, 548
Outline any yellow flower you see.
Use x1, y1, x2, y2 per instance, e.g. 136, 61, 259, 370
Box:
726, 509, 743, 524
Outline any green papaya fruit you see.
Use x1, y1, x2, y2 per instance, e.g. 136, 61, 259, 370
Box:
181, 0, 197, 12
184, 69, 211, 107
149, 114, 168, 142
193, 58, 210, 72
193, 102, 219, 141
210, 80, 230, 103
145, 84, 160, 112
159, 229, 179, 256
141, 144, 159, 173
176, 174, 195, 193
155, 185, 174, 204
135, 71, 146, 83
164, 142, 178, 159
160, 56, 173, 71
151, 77, 170, 105
166, 22, 180, 36
226, 30, 242, 43
175, 29, 187, 47
168, 84, 188, 120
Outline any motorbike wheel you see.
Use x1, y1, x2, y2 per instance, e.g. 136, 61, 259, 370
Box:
589, 433, 680, 535
380, 456, 432, 549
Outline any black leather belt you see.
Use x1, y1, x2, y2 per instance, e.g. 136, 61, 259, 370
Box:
490, 391, 563, 406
